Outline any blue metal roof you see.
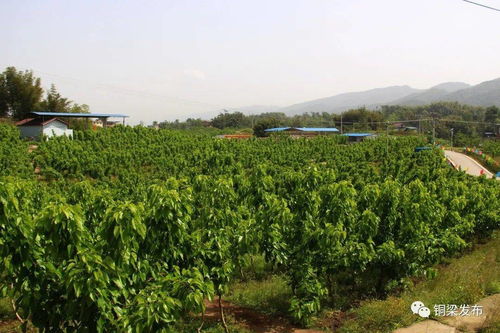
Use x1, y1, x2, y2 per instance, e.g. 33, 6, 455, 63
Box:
264, 127, 339, 132
264, 127, 291, 132
342, 133, 374, 137
297, 127, 339, 132
31, 111, 128, 118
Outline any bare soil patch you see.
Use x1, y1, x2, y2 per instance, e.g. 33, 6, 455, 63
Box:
203, 299, 324, 333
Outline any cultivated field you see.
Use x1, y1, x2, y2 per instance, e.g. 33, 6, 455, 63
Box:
0, 125, 499, 332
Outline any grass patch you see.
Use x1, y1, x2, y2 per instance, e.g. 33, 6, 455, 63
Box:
0, 298, 14, 321
480, 319, 500, 333
174, 316, 253, 333
336, 231, 500, 333
227, 274, 292, 316
236, 254, 276, 281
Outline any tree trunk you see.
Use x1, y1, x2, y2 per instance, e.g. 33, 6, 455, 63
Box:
11, 299, 25, 324
218, 294, 229, 333
197, 310, 205, 333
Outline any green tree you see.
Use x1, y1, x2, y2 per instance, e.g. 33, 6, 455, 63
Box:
484, 106, 499, 131
68, 103, 91, 130
211, 111, 249, 129
253, 118, 280, 137
0, 67, 44, 119
39, 84, 71, 113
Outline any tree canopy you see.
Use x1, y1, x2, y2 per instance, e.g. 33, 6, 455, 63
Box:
0, 67, 90, 121
0, 67, 43, 119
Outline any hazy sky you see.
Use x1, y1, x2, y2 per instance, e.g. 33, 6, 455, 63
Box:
1, 0, 500, 124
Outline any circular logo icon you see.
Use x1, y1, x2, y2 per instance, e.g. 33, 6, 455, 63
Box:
411, 301, 425, 314
418, 306, 431, 318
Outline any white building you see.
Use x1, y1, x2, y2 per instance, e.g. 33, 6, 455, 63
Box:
16, 117, 73, 139
92, 118, 119, 128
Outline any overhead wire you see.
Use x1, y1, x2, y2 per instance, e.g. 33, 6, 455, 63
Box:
462, 0, 500, 12
19, 67, 226, 110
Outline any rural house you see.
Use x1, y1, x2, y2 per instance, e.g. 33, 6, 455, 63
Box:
16, 117, 73, 139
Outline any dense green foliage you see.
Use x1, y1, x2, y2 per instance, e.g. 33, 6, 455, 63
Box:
0, 123, 32, 177
0, 67, 43, 119
0, 125, 499, 331
482, 141, 500, 158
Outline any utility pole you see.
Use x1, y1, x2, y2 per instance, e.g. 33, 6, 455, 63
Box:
432, 117, 436, 145
386, 122, 389, 154
450, 128, 454, 149
340, 114, 343, 134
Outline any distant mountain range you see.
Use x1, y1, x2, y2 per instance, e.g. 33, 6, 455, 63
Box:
189, 77, 500, 121
275, 78, 500, 115
278, 85, 420, 115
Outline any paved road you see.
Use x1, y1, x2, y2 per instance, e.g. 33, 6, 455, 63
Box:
444, 150, 494, 178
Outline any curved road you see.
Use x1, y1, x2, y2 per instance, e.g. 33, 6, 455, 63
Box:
444, 150, 494, 178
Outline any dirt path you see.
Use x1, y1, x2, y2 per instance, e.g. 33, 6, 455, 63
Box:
0, 319, 22, 333
203, 299, 323, 333
1, 301, 323, 333
444, 150, 494, 178
28, 144, 38, 153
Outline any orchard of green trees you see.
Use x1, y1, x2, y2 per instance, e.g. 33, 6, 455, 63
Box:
1, 124, 499, 331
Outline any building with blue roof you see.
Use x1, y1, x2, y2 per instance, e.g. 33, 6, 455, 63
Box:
264, 127, 339, 136
30, 111, 128, 126
16, 111, 129, 139
341, 133, 375, 142
30, 111, 129, 118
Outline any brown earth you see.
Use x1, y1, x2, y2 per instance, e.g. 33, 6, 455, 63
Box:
0, 319, 20, 333
203, 299, 324, 333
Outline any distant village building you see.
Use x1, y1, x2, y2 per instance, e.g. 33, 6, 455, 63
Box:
214, 134, 252, 139
16, 118, 73, 139
93, 119, 119, 128
16, 111, 129, 140
342, 133, 375, 143
264, 127, 339, 137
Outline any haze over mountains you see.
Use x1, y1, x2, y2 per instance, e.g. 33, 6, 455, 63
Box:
220, 77, 499, 118
276, 78, 500, 115
390, 82, 471, 106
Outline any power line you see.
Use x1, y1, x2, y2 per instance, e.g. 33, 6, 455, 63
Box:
330, 118, 498, 126
437, 118, 497, 125
335, 119, 432, 125
20, 67, 226, 110
462, 0, 500, 12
